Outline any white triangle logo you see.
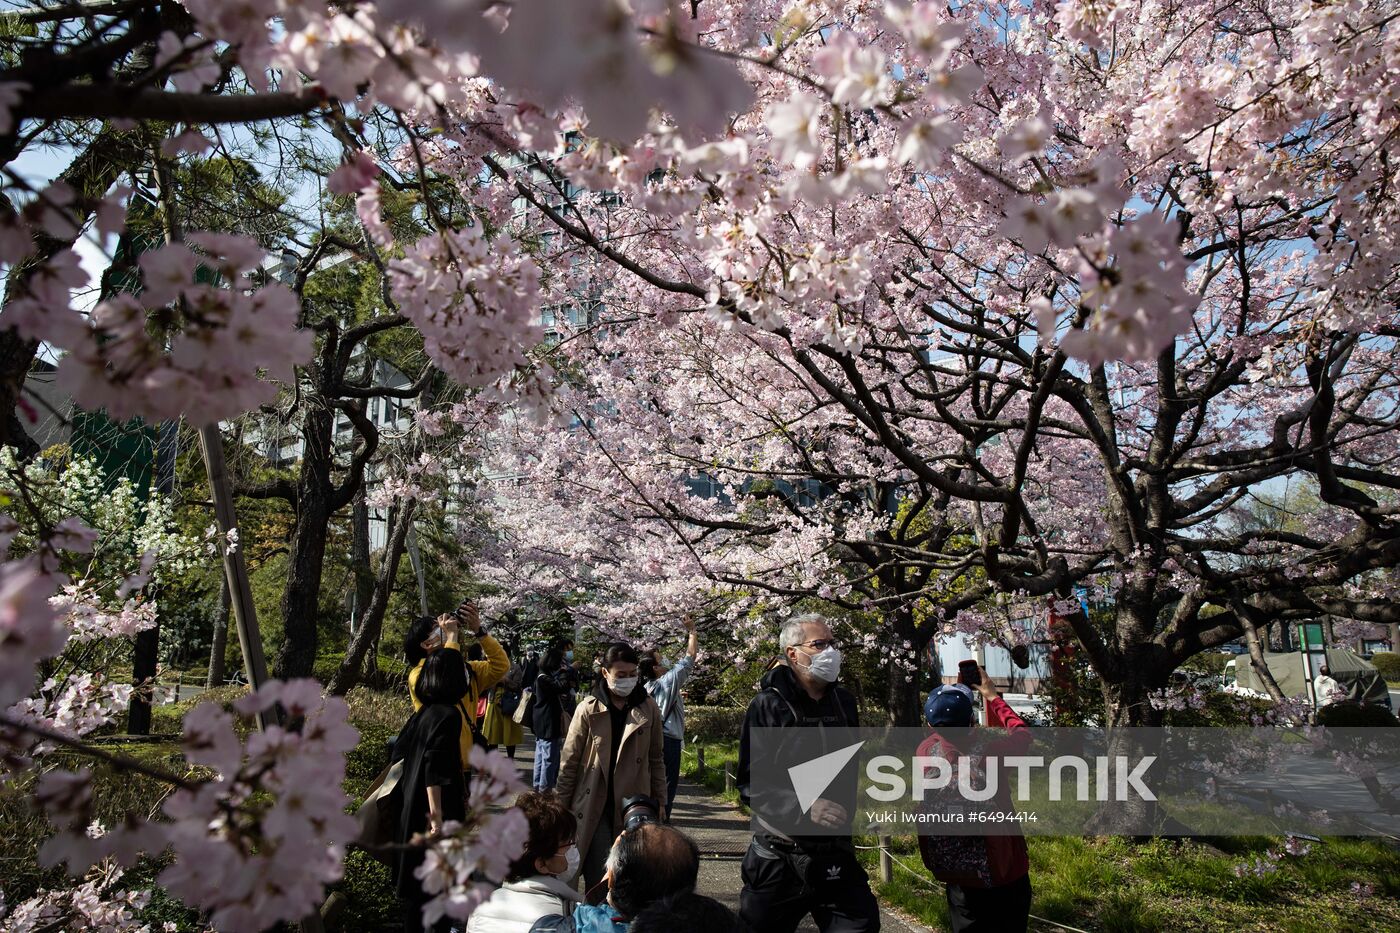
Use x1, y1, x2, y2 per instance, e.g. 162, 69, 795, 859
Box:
787, 740, 865, 813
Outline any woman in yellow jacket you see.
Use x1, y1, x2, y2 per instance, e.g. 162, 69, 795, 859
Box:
405, 603, 510, 768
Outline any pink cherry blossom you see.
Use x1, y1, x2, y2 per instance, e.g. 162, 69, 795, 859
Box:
327, 149, 381, 196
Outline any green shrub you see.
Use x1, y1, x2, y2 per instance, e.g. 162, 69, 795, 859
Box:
345, 686, 412, 732
343, 688, 412, 799
1315, 701, 1400, 727
314, 652, 406, 690
686, 700, 889, 737
345, 722, 398, 800
684, 705, 746, 739
150, 683, 251, 735
1371, 652, 1400, 683
1163, 691, 1275, 727
332, 849, 399, 933
314, 653, 347, 685
1181, 652, 1230, 677
0, 740, 188, 902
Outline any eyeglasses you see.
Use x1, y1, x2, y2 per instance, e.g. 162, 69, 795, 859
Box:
799, 639, 838, 651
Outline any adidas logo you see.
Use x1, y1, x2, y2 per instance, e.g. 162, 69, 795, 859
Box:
825, 865, 842, 881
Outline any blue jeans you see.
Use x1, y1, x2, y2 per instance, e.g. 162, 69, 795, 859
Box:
534, 737, 562, 790
663, 734, 682, 817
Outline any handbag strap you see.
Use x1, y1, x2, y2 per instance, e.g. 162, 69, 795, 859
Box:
458, 699, 487, 747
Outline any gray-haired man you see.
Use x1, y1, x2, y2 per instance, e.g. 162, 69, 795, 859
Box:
736, 614, 880, 932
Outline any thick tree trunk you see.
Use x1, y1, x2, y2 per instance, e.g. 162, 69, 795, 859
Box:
328, 499, 417, 695
1101, 675, 1158, 727
207, 573, 229, 688
0, 332, 40, 460
1099, 637, 1168, 727
273, 407, 334, 680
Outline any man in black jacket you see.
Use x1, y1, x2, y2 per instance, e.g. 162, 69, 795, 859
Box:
736, 613, 880, 933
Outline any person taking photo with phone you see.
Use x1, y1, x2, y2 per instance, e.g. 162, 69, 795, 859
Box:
918, 662, 1033, 932
391, 647, 471, 932
403, 601, 510, 770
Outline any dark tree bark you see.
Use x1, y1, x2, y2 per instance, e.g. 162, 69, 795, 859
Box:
126, 623, 158, 734
273, 406, 335, 680
327, 499, 417, 695
883, 603, 922, 727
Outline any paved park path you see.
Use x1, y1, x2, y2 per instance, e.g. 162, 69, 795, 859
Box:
505, 739, 934, 933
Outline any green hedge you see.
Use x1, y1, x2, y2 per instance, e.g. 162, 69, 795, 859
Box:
686, 702, 895, 738
1181, 652, 1230, 677
149, 684, 251, 736
1316, 701, 1400, 727
331, 850, 399, 933
312, 652, 404, 690
1162, 691, 1275, 727
1372, 652, 1400, 683
685, 705, 746, 739
345, 685, 413, 732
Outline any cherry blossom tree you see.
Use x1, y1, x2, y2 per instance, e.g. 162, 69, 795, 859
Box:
458, 0, 1400, 726
3, 0, 1400, 924
476, 306, 1000, 723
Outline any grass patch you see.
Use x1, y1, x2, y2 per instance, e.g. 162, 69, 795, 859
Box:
683, 738, 742, 805
679, 733, 1399, 931
856, 833, 1400, 932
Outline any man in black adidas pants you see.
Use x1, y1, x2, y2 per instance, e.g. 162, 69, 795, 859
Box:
736, 614, 880, 933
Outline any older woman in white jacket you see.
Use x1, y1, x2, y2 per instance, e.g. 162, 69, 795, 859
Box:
467, 792, 582, 933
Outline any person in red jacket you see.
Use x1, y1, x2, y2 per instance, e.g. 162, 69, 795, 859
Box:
916, 664, 1032, 933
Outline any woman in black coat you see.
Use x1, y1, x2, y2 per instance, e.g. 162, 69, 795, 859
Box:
392, 648, 469, 933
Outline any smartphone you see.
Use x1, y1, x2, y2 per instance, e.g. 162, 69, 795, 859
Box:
957, 659, 982, 687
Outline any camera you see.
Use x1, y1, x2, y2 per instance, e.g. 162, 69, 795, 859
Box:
620, 794, 660, 832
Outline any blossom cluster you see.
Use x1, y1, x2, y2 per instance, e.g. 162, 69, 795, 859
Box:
0, 834, 159, 932
36, 680, 359, 933
414, 747, 530, 927
7, 236, 312, 427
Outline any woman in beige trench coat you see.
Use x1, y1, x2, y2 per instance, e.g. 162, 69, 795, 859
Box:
554, 642, 667, 896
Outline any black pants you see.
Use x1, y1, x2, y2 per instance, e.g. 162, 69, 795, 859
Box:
739, 838, 881, 933
945, 873, 1032, 933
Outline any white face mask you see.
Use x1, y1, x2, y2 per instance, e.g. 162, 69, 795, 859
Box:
804, 646, 842, 683
562, 844, 580, 878
608, 675, 638, 696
